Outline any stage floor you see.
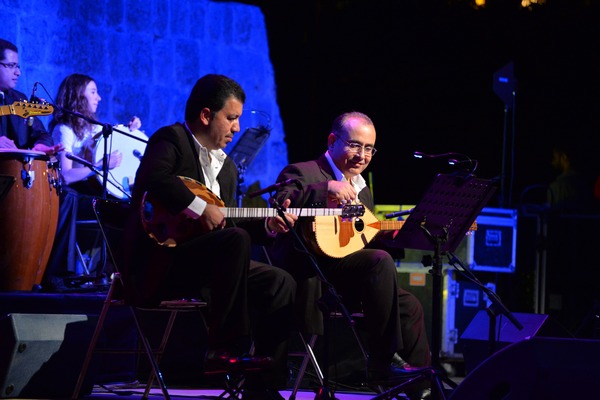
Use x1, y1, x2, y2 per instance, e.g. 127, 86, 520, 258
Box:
1, 290, 451, 400
85, 382, 449, 399
11, 289, 600, 399
88, 385, 381, 399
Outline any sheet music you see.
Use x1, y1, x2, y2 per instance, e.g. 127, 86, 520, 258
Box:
394, 173, 497, 252
228, 126, 270, 168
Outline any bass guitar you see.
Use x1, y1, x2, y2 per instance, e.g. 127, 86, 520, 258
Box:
0, 101, 54, 118
141, 176, 365, 247
305, 207, 477, 258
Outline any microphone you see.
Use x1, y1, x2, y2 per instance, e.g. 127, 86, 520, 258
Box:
27, 82, 39, 127
248, 178, 301, 198
385, 209, 413, 219
413, 151, 459, 160
414, 151, 479, 174
65, 152, 97, 170
29, 82, 39, 103
133, 149, 143, 161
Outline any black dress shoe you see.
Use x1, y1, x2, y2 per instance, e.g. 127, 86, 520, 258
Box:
405, 388, 431, 400
204, 349, 273, 373
367, 364, 428, 383
242, 388, 284, 400
392, 353, 430, 372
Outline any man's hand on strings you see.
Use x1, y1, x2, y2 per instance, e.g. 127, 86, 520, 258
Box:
327, 180, 357, 206
198, 203, 226, 231
267, 198, 297, 233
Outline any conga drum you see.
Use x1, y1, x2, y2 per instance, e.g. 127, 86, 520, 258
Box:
94, 125, 148, 199
0, 149, 60, 291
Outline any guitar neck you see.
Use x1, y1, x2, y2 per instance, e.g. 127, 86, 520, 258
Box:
220, 207, 348, 219
373, 218, 477, 232
374, 219, 406, 231
0, 105, 12, 116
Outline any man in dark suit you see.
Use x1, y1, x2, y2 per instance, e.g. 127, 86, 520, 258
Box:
268, 112, 431, 394
0, 38, 60, 154
123, 74, 297, 400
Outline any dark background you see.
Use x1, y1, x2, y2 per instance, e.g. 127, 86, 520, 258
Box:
244, 0, 600, 207
236, 0, 600, 335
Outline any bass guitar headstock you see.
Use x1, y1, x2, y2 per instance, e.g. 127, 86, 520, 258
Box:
0, 101, 54, 119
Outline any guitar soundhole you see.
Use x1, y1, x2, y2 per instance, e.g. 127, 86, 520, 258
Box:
354, 218, 364, 232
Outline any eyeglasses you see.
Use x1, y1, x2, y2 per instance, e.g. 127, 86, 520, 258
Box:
334, 134, 377, 156
0, 62, 21, 70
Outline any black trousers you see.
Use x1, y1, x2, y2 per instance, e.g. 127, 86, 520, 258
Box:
170, 227, 297, 389
319, 248, 431, 368
44, 186, 98, 283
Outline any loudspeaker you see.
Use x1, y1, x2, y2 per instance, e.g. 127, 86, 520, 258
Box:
449, 337, 600, 399
461, 311, 572, 373
0, 313, 95, 398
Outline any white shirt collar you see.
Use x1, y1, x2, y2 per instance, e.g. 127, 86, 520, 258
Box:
184, 121, 228, 163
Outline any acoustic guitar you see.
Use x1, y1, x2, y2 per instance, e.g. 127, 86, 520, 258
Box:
305, 207, 477, 259
141, 176, 365, 247
0, 101, 54, 118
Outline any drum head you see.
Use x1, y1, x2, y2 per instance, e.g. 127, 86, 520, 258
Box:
0, 149, 48, 160
94, 125, 148, 199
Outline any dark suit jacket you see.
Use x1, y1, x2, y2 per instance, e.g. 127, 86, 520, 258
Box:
123, 123, 272, 306
270, 154, 402, 273
268, 154, 403, 333
0, 89, 53, 149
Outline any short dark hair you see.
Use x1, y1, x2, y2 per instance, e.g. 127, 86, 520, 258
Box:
184, 74, 246, 122
0, 39, 18, 61
331, 111, 373, 136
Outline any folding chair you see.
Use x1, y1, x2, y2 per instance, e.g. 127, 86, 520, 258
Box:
71, 198, 207, 400
248, 246, 326, 399
288, 332, 324, 400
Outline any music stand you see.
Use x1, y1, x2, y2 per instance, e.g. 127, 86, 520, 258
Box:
373, 173, 496, 400
227, 110, 271, 206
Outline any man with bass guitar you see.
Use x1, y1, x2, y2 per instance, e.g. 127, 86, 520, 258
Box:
0, 38, 61, 154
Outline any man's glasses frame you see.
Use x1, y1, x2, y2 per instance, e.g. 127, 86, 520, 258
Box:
334, 134, 377, 156
0, 62, 21, 70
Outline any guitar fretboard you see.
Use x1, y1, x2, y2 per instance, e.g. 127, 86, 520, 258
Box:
0, 104, 14, 116
221, 207, 355, 219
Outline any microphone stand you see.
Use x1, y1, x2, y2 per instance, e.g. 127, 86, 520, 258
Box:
236, 162, 247, 208
100, 123, 111, 198
268, 196, 368, 400
51, 104, 147, 285
52, 104, 147, 198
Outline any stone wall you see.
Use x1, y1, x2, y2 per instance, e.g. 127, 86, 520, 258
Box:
0, 0, 287, 197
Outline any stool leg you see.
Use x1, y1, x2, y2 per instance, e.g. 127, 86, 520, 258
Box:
75, 241, 91, 275
71, 278, 116, 399
290, 333, 323, 400
142, 310, 178, 398
130, 307, 171, 400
